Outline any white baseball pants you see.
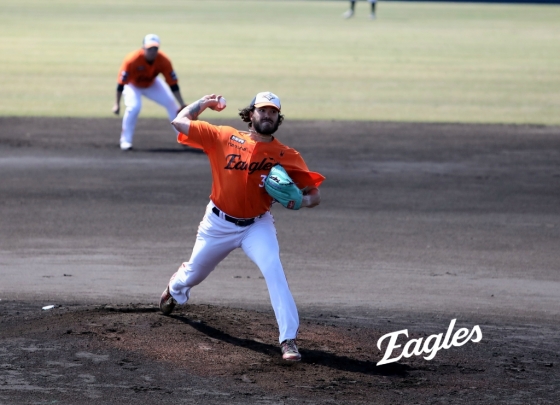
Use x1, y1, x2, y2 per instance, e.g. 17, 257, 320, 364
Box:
169, 201, 299, 343
120, 76, 178, 145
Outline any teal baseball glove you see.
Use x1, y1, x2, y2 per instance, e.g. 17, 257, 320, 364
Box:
264, 165, 303, 210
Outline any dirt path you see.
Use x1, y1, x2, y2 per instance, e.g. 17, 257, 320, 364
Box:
0, 117, 559, 404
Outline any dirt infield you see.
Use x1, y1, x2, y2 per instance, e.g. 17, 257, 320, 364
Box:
1, 301, 559, 404
1, 117, 559, 404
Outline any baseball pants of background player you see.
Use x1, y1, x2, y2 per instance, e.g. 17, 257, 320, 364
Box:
169, 201, 299, 343
120, 76, 178, 146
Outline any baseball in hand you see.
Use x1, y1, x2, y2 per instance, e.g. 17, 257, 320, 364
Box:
217, 96, 226, 110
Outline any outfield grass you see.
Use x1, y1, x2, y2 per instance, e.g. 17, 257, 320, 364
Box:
1, 0, 559, 124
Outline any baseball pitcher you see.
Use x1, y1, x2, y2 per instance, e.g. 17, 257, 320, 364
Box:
159, 92, 325, 361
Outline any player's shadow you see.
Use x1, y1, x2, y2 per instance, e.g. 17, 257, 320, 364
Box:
171, 314, 410, 376
98, 305, 160, 314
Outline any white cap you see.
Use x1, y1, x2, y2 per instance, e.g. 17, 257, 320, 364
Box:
250, 92, 281, 111
143, 34, 160, 48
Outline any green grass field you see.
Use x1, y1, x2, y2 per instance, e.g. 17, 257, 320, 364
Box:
1, 0, 559, 124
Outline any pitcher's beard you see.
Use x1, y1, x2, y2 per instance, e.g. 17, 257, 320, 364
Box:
253, 118, 279, 135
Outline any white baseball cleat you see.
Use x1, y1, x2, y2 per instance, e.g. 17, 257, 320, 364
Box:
342, 9, 354, 19
281, 339, 301, 361
159, 285, 177, 315
159, 272, 179, 315
369, 12, 376, 20
120, 140, 133, 151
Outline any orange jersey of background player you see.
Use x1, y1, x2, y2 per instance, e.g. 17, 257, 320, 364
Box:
178, 121, 325, 219
117, 49, 178, 89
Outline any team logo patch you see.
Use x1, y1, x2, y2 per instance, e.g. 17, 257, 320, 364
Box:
230, 135, 245, 144
262, 92, 275, 101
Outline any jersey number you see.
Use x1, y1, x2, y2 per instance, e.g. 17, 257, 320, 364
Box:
259, 175, 267, 188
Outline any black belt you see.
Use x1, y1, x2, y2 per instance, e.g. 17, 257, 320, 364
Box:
212, 207, 256, 227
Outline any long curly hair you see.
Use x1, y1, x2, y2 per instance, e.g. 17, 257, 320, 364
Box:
238, 106, 285, 129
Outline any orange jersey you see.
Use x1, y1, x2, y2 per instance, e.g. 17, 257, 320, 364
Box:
178, 121, 325, 219
117, 49, 178, 88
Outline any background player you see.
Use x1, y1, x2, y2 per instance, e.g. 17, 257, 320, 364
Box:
112, 34, 186, 150
343, 0, 377, 20
159, 92, 325, 361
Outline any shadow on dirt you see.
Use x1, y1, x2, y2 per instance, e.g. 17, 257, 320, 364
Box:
98, 304, 161, 314
172, 313, 410, 377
